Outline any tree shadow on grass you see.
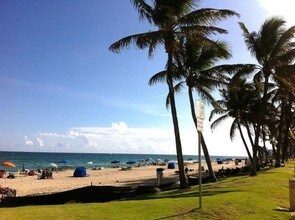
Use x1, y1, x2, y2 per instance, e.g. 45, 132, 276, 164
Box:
119, 174, 248, 201
153, 207, 199, 220
133, 188, 243, 200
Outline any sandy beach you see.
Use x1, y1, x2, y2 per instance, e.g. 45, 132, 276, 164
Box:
0, 161, 244, 197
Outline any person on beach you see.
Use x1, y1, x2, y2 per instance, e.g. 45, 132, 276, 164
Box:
0, 185, 16, 197
0, 170, 7, 178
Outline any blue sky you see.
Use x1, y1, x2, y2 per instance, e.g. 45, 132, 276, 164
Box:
0, 0, 294, 156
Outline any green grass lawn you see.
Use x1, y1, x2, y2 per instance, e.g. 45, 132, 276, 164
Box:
2, 161, 295, 220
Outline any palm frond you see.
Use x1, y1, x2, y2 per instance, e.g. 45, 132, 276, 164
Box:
239, 22, 261, 62
274, 68, 295, 96
259, 16, 286, 56
174, 82, 185, 94
165, 91, 171, 109
203, 64, 256, 78
194, 86, 216, 107
210, 114, 229, 130
109, 31, 163, 56
180, 25, 228, 36
275, 65, 295, 76
148, 70, 167, 86
209, 103, 225, 120
271, 25, 295, 57
230, 119, 238, 140
130, 0, 153, 23
194, 40, 232, 66
178, 8, 239, 26
275, 49, 295, 65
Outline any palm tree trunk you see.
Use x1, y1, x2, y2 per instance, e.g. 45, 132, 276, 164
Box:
252, 133, 259, 176
276, 100, 285, 167
238, 122, 253, 163
282, 96, 292, 163
167, 50, 190, 189
262, 130, 268, 166
245, 121, 254, 149
188, 87, 218, 182
251, 73, 270, 176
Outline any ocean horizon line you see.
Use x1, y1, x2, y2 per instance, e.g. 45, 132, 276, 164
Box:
0, 150, 247, 158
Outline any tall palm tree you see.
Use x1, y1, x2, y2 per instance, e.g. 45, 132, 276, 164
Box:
109, 0, 238, 188
269, 83, 295, 165
149, 39, 231, 182
239, 17, 295, 175
210, 74, 260, 168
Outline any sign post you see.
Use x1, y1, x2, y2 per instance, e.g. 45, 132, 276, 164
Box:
196, 101, 205, 209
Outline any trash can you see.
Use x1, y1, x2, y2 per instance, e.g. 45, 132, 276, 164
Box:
290, 178, 295, 211
156, 168, 165, 187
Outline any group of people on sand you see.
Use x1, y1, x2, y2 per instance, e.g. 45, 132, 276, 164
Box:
23, 168, 54, 179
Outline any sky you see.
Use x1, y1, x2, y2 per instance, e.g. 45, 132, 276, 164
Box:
0, 0, 294, 156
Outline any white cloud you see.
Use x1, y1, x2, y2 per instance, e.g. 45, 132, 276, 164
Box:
36, 137, 44, 147
111, 122, 128, 131
26, 122, 175, 154
24, 136, 34, 146
258, 0, 295, 26
21, 121, 249, 156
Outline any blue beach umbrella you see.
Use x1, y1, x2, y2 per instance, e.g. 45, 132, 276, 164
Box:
58, 160, 70, 164
126, 161, 136, 165
145, 158, 153, 165
111, 160, 120, 164
58, 160, 70, 168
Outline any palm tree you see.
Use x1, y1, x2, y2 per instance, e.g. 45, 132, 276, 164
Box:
269, 83, 295, 165
210, 74, 260, 168
149, 39, 231, 182
239, 17, 295, 175
109, 0, 238, 188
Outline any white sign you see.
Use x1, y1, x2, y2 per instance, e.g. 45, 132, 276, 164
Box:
197, 118, 203, 132
197, 101, 205, 119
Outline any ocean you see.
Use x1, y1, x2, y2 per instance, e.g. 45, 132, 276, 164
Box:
0, 151, 238, 171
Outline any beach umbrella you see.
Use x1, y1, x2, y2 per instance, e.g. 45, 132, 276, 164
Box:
1, 161, 16, 178
2, 161, 16, 168
58, 160, 70, 168
58, 160, 70, 164
126, 161, 136, 165
50, 163, 57, 168
111, 160, 120, 164
145, 158, 153, 161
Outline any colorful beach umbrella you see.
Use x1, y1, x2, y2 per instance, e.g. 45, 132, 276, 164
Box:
2, 161, 16, 168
